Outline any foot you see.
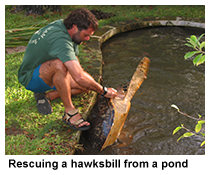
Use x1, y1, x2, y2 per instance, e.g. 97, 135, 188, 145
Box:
34, 93, 52, 115
69, 111, 90, 128
62, 109, 90, 131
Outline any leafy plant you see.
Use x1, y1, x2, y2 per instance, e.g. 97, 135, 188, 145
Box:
171, 104, 205, 147
5, 21, 49, 47
184, 34, 205, 66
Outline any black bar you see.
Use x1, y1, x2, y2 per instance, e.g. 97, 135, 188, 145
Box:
9, 159, 188, 170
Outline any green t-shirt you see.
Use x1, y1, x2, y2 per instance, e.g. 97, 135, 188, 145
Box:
18, 19, 79, 87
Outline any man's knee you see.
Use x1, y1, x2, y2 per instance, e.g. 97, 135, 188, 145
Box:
53, 58, 67, 74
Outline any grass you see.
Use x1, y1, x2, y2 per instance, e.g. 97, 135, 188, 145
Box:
5, 5, 205, 155
5, 47, 100, 155
5, 5, 205, 47
5, 5, 205, 30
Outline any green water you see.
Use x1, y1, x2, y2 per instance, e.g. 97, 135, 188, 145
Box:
80, 26, 205, 155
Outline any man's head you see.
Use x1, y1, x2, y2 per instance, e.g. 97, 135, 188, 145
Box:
64, 8, 98, 45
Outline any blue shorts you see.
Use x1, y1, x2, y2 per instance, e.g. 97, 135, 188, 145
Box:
26, 65, 57, 93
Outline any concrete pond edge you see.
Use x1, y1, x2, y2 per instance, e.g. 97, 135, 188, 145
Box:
75, 18, 205, 153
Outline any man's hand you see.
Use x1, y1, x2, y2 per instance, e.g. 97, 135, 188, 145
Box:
104, 88, 125, 99
65, 60, 126, 99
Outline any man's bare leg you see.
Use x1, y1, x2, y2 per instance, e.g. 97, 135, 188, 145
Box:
46, 88, 86, 101
39, 58, 89, 127
46, 90, 60, 101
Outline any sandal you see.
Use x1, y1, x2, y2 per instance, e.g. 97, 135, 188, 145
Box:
34, 93, 52, 115
62, 109, 90, 131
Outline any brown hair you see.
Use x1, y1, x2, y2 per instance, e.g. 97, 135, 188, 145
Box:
64, 8, 98, 31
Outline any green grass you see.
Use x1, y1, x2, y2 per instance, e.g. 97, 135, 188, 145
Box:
5, 5, 205, 155
5, 5, 205, 47
5, 5, 205, 29
5, 49, 97, 155
6, 5, 205, 29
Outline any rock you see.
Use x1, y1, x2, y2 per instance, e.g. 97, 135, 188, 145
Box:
5, 46, 27, 54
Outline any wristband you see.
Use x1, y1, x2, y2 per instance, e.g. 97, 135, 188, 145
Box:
101, 86, 108, 97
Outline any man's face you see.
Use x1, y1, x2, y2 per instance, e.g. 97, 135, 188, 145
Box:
72, 26, 95, 45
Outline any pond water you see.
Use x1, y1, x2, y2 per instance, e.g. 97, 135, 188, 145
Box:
78, 26, 205, 155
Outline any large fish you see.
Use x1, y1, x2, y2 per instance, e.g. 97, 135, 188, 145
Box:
84, 57, 150, 151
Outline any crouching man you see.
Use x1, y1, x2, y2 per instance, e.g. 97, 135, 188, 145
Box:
18, 8, 118, 131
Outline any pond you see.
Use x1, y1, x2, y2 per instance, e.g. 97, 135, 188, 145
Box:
78, 26, 205, 155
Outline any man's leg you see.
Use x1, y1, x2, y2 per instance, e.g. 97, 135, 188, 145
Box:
46, 86, 87, 101
39, 58, 89, 127
46, 82, 88, 101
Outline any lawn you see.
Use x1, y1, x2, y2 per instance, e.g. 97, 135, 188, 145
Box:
5, 5, 205, 155
5, 5, 205, 30
5, 48, 100, 154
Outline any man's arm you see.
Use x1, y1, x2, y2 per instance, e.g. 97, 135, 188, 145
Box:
64, 60, 117, 98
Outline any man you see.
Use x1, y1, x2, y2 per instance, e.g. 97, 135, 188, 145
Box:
18, 8, 118, 131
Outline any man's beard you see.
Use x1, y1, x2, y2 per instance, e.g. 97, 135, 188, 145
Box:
72, 31, 83, 45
